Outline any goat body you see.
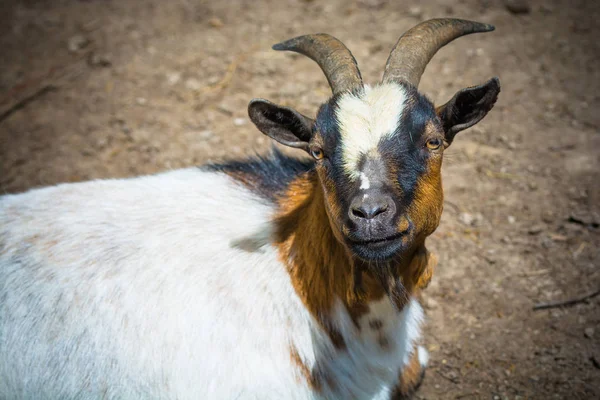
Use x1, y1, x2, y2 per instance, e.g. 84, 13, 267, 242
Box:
0, 164, 425, 399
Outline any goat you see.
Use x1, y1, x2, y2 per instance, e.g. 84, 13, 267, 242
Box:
0, 18, 500, 400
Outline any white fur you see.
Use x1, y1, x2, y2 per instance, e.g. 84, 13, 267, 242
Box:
417, 345, 429, 368
336, 83, 407, 178
0, 168, 425, 399
359, 172, 371, 190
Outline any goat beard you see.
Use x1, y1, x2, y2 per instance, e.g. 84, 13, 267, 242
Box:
353, 259, 410, 312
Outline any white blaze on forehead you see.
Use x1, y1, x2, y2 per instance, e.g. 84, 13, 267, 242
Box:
359, 172, 370, 190
335, 83, 407, 179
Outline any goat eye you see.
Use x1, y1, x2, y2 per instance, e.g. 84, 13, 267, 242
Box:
310, 146, 324, 160
426, 138, 442, 150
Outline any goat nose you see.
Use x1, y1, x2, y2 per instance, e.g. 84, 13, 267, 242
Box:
350, 198, 390, 220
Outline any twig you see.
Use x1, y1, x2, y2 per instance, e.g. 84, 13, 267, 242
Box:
0, 84, 56, 124
0, 48, 92, 124
518, 268, 550, 278
533, 288, 600, 310
483, 168, 523, 181
455, 392, 479, 399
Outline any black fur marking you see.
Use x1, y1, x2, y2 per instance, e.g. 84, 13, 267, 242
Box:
314, 98, 343, 156
202, 148, 315, 203
379, 86, 438, 208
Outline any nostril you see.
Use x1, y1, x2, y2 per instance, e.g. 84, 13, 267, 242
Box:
368, 204, 388, 218
352, 203, 388, 220
351, 207, 367, 219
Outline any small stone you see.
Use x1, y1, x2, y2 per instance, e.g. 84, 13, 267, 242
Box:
541, 211, 555, 223
584, 327, 595, 339
166, 72, 181, 85
95, 138, 107, 149
507, 216, 516, 224
217, 104, 234, 116
185, 78, 202, 91
88, 52, 112, 67
505, 0, 531, 14
484, 254, 497, 265
423, 297, 438, 310
68, 34, 89, 53
357, 0, 386, 9
408, 6, 423, 18
136, 97, 147, 105
233, 118, 247, 126
528, 225, 544, 235
208, 17, 224, 28
199, 130, 214, 140
458, 212, 475, 226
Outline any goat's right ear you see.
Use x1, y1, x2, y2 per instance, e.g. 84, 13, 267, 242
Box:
248, 99, 314, 152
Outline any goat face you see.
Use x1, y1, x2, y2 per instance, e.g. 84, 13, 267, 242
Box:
249, 19, 500, 262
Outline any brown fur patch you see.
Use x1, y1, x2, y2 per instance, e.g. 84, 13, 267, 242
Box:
290, 346, 322, 391
378, 334, 391, 350
391, 348, 426, 399
397, 244, 438, 298
411, 245, 437, 290
273, 172, 385, 341
407, 152, 444, 243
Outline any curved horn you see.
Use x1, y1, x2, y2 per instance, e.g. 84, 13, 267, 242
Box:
382, 18, 495, 87
273, 34, 363, 95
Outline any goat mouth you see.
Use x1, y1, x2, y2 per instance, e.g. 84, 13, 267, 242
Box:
346, 232, 408, 261
348, 232, 405, 245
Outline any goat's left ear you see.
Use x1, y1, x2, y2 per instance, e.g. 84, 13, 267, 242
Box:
248, 98, 314, 152
436, 77, 500, 145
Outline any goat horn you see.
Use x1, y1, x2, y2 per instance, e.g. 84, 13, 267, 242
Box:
382, 18, 495, 87
273, 34, 363, 95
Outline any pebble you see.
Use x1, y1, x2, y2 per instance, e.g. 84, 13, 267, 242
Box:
408, 6, 423, 18
507, 216, 516, 224
166, 72, 181, 86
423, 297, 438, 310
136, 97, 147, 105
88, 52, 112, 67
199, 130, 214, 140
584, 327, 595, 339
185, 78, 202, 91
208, 17, 224, 28
233, 118, 247, 126
68, 34, 89, 53
458, 212, 485, 227
504, 0, 531, 14
528, 225, 544, 235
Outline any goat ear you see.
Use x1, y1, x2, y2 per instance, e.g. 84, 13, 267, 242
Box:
248, 99, 314, 152
436, 77, 500, 145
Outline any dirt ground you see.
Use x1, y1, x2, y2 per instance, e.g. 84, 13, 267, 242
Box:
1, 0, 599, 398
